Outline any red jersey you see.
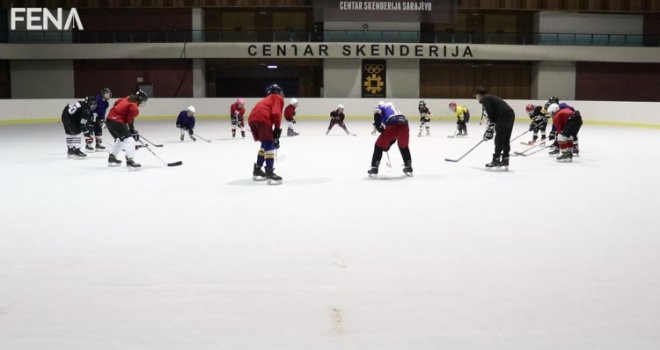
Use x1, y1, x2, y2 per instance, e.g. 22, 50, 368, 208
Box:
107, 97, 139, 124
284, 104, 297, 122
552, 108, 574, 134
230, 102, 245, 118
248, 94, 284, 128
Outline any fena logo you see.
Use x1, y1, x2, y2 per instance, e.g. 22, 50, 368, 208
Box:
10, 8, 84, 31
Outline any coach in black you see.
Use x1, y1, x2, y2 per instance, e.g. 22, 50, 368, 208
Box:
475, 87, 515, 170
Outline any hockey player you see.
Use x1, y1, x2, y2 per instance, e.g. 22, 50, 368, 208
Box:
474, 87, 515, 170
547, 103, 583, 162
62, 96, 97, 159
247, 84, 284, 184
524, 104, 548, 145
176, 105, 196, 141
371, 101, 385, 135
368, 102, 412, 177
284, 98, 299, 137
230, 98, 246, 138
84, 87, 111, 152
543, 97, 580, 156
449, 101, 470, 136
106, 90, 149, 169
417, 100, 431, 137
326, 105, 353, 135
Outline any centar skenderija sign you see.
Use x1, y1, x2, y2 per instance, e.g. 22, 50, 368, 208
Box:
246, 43, 474, 59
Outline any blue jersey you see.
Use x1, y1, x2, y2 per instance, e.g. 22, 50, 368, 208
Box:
375, 104, 407, 126
559, 102, 575, 111
176, 111, 196, 129
93, 95, 110, 121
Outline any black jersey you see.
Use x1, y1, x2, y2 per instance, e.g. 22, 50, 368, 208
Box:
479, 95, 514, 124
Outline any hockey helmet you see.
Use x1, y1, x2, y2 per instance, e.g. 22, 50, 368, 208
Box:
448, 101, 457, 109
378, 100, 385, 107
135, 89, 149, 106
85, 96, 98, 110
419, 100, 426, 106
186, 105, 196, 114
237, 97, 245, 105
548, 96, 560, 104
547, 103, 560, 115
265, 84, 283, 96
101, 87, 112, 100
290, 98, 298, 106
525, 104, 535, 113
337, 104, 344, 110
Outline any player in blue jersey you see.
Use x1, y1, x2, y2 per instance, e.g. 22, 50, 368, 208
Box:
85, 87, 111, 151
368, 102, 413, 177
176, 105, 197, 141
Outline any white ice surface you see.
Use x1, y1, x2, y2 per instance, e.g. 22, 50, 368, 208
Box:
1, 120, 660, 350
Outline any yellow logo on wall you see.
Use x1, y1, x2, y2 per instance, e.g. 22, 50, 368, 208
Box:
362, 61, 386, 97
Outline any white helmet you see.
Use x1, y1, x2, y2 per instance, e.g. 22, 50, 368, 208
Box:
290, 98, 298, 105
547, 103, 560, 115
186, 105, 196, 113
337, 104, 344, 109
378, 100, 385, 107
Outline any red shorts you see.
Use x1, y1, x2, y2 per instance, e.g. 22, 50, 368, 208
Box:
249, 120, 273, 142
376, 123, 409, 150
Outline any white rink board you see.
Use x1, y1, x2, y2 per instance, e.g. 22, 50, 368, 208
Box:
1, 98, 660, 126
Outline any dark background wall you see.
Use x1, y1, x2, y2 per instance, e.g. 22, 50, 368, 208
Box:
78, 8, 192, 31
74, 60, 193, 98
420, 60, 531, 99
576, 62, 660, 102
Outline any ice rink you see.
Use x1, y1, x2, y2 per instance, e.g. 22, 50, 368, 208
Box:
1, 119, 660, 349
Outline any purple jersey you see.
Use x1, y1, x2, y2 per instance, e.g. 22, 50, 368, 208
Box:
176, 111, 196, 129
93, 95, 109, 121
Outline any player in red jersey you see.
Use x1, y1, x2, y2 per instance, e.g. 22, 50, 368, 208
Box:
247, 84, 285, 184
230, 98, 246, 138
105, 90, 148, 169
547, 103, 582, 163
284, 98, 299, 137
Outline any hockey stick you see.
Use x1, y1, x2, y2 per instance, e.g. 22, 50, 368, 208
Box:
521, 144, 553, 157
513, 141, 546, 156
445, 139, 484, 163
139, 141, 182, 167
192, 132, 212, 143
140, 135, 164, 147
510, 130, 530, 143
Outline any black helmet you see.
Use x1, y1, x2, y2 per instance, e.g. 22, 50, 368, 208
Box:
419, 100, 426, 106
85, 96, 98, 111
101, 87, 112, 99
135, 89, 149, 106
265, 84, 283, 96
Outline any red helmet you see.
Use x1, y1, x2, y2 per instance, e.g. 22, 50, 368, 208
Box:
448, 101, 457, 109
525, 104, 535, 113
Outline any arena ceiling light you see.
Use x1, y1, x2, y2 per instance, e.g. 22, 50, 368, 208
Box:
267, 65, 278, 69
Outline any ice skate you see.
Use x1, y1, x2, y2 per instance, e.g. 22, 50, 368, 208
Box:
557, 151, 573, 163
287, 128, 299, 137
126, 157, 141, 170
572, 145, 580, 157
180, 134, 184, 141
71, 148, 87, 159
485, 155, 508, 171
548, 147, 560, 157
108, 153, 122, 167
252, 163, 266, 181
417, 131, 422, 137
403, 161, 413, 177
241, 131, 246, 138
95, 142, 106, 151
265, 167, 282, 185
85, 143, 95, 152
367, 166, 379, 177
189, 134, 197, 142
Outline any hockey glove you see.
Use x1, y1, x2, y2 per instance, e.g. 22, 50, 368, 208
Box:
131, 130, 140, 141
292, 119, 296, 124
483, 124, 495, 141
273, 139, 280, 149
374, 123, 385, 133
273, 128, 282, 140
